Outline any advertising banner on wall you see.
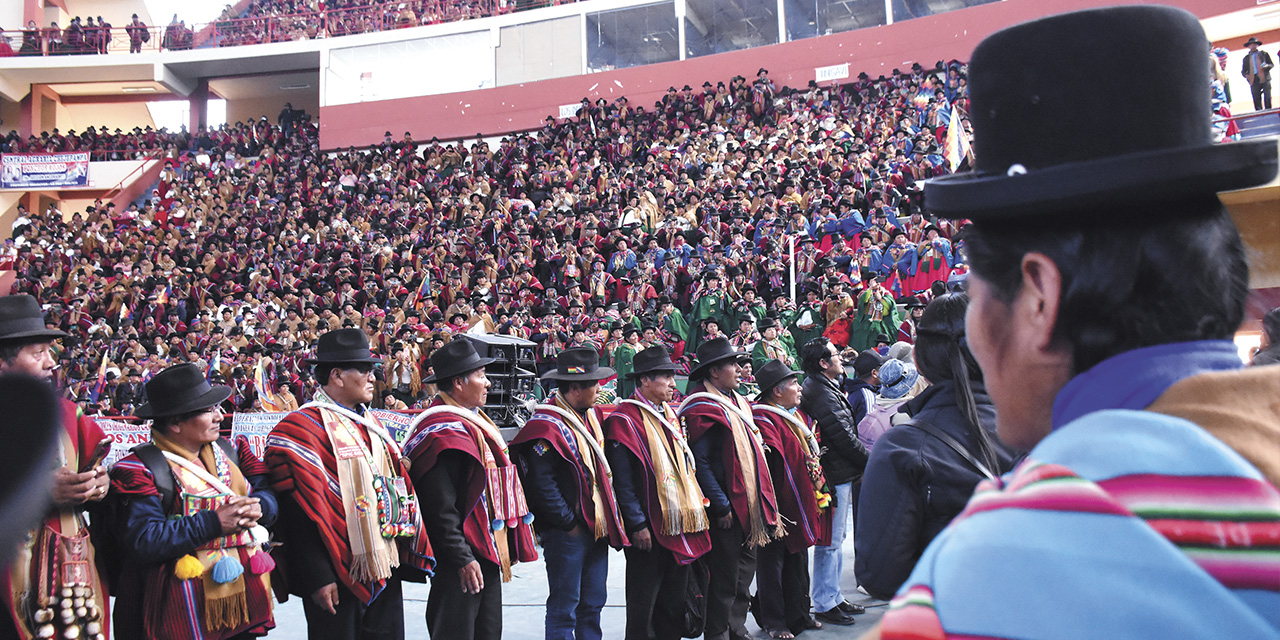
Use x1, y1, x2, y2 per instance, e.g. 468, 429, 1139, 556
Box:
1, 153, 90, 189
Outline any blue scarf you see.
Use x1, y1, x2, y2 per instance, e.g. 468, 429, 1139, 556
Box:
1052, 340, 1242, 429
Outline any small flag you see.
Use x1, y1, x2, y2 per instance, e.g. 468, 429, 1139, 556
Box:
155, 286, 170, 306
944, 102, 973, 172
89, 355, 109, 403
254, 357, 287, 412
206, 351, 221, 380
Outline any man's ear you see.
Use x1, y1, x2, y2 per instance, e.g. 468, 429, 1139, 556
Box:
1017, 252, 1064, 353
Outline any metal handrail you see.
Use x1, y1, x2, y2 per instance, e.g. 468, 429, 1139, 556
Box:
1213, 107, 1280, 124
102, 148, 166, 201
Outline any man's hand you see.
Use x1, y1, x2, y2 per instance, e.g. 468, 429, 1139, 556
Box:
717, 513, 734, 530
52, 467, 107, 507
215, 497, 251, 535
459, 561, 484, 595
631, 528, 653, 551
311, 583, 339, 615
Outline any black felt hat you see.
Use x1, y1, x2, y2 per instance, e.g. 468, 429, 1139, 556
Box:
688, 337, 749, 380
308, 328, 381, 364
924, 5, 1278, 221
424, 337, 496, 383
628, 345, 678, 379
753, 359, 800, 402
135, 363, 232, 418
541, 347, 615, 381
0, 295, 67, 342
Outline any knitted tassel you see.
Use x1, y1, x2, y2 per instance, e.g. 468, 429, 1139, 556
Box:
248, 550, 275, 575
175, 554, 205, 580
521, 512, 535, 525
211, 552, 244, 584
492, 518, 505, 531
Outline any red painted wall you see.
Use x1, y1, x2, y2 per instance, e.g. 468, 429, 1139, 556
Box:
320, 0, 1252, 149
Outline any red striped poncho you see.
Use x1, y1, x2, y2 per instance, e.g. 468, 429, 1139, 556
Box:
264, 405, 434, 604
753, 406, 832, 553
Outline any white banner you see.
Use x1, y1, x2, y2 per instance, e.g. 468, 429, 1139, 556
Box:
97, 419, 152, 468
559, 103, 583, 119
231, 409, 417, 458
815, 63, 850, 83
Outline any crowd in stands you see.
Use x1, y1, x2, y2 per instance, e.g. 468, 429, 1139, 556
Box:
7, 62, 977, 418
3, 0, 576, 55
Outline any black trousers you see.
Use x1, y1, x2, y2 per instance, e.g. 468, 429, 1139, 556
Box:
706, 521, 756, 640
300, 577, 404, 640
755, 539, 812, 634
425, 559, 502, 640
1251, 78, 1273, 111
623, 544, 691, 640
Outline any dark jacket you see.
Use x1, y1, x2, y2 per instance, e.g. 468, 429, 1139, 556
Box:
800, 372, 869, 486
853, 380, 1019, 600
513, 441, 586, 533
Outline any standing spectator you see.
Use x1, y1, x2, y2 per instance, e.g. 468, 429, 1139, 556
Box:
108, 363, 278, 640
844, 350, 885, 426
751, 359, 830, 639
872, 7, 1280, 637
603, 346, 712, 640
511, 348, 627, 640
854, 293, 1018, 600
19, 20, 42, 55
405, 338, 538, 640
126, 14, 148, 53
1242, 37, 1274, 111
680, 337, 783, 640
1251, 307, 1280, 366
264, 328, 433, 640
798, 336, 867, 626
0, 296, 112, 640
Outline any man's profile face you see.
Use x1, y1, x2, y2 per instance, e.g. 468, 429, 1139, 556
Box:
0, 341, 57, 380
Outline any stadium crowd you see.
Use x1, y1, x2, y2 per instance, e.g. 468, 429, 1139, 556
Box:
6, 62, 975, 417
2, 6, 1277, 640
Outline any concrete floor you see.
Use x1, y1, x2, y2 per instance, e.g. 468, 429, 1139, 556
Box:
267, 531, 885, 639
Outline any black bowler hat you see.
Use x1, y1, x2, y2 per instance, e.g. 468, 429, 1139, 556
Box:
925, 6, 1278, 221
0, 295, 67, 342
753, 359, 800, 402
308, 328, 381, 364
541, 347, 615, 381
688, 337, 749, 381
424, 338, 495, 383
628, 345, 678, 379
135, 363, 232, 419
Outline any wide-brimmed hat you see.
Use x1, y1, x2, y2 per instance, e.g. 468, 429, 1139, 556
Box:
0, 295, 67, 342
542, 347, 615, 381
135, 363, 232, 419
924, 6, 1278, 222
1245, 36, 1262, 47
688, 337, 749, 380
753, 359, 800, 402
628, 345, 679, 379
424, 337, 495, 383
878, 359, 919, 400
307, 328, 381, 364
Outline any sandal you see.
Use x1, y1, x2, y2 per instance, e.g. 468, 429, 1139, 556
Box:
767, 630, 795, 639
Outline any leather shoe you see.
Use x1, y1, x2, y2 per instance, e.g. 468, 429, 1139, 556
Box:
837, 599, 867, 615
815, 607, 857, 626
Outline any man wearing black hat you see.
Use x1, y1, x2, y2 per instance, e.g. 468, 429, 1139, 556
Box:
873, 6, 1280, 638
0, 295, 112, 640
750, 360, 831, 638
1242, 36, 1273, 111
403, 337, 538, 640
264, 328, 433, 640
798, 337, 868, 626
679, 337, 783, 640
510, 348, 628, 640
109, 362, 277, 640
602, 346, 711, 640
